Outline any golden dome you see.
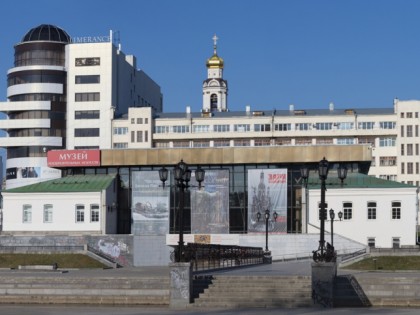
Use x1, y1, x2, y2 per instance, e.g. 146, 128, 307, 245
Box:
206, 53, 224, 69
206, 34, 224, 69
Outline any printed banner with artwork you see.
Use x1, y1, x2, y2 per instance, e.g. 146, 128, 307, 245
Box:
190, 169, 229, 234
247, 169, 287, 233
131, 171, 170, 235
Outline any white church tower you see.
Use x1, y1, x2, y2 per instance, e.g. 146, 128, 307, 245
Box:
202, 35, 228, 112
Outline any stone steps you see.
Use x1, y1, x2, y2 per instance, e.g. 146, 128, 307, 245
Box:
0, 275, 170, 305
191, 275, 312, 308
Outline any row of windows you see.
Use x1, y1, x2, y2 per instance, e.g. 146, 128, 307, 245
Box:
401, 162, 420, 175
75, 128, 100, 137
75, 92, 100, 102
151, 137, 391, 148
400, 112, 419, 119
23, 204, 100, 223
15, 49, 65, 67
9, 93, 66, 102
401, 143, 420, 156
130, 118, 149, 124
75, 110, 100, 119
8, 72, 66, 87
75, 75, 100, 84
130, 130, 149, 143
400, 125, 419, 137
318, 201, 401, 221
154, 122, 397, 134
9, 128, 65, 137
114, 127, 129, 135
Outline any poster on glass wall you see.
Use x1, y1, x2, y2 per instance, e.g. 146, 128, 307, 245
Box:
247, 169, 287, 233
131, 171, 170, 235
190, 169, 229, 234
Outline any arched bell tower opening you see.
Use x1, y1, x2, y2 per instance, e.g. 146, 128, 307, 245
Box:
202, 35, 228, 112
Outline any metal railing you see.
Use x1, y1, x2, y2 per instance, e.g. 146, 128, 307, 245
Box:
178, 243, 264, 272
86, 245, 120, 267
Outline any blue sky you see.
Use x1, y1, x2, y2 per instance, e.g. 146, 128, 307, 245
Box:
2, 0, 420, 112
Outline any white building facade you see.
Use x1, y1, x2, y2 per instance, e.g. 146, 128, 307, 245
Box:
306, 173, 418, 248
0, 24, 162, 189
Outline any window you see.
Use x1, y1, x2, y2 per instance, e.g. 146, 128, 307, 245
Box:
380, 121, 396, 129
131, 118, 135, 124
173, 125, 190, 133
75, 110, 100, 119
358, 122, 374, 129
42, 204, 53, 223
274, 123, 291, 131
234, 139, 250, 146
407, 112, 413, 118
401, 163, 405, 174
401, 144, 405, 156
416, 125, 419, 137
367, 202, 376, 220
113, 143, 128, 148
401, 125, 404, 137
318, 202, 328, 220
343, 202, 352, 220
254, 139, 270, 146
408, 162, 414, 174
137, 118, 143, 124
137, 130, 143, 142
145, 118, 149, 124
315, 122, 333, 130
75, 57, 100, 66
379, 174, 397, 181
417, 144, 419, 156
74, 128, 99, 137
407, 125, 413, 137
90, 204, 99, 222
76, 205, 85, 223
417, 162, 419, 174
193, 141, 210, 148
155, 126, 169, 134
368, 238, 376, 248
401, 112, 405, 118
274, 138, 292, 145
234, 124, 250, 132
337, 122, 354, 130
75, 92, 100, 102
214, 124, 230, 132
379, 156, 397, 166
393, 237, 400, 249
210, 94, 218, 110
193, 125, 210, 133
392, 201, 401, 219
379, 137, 396, 147
173, 141, 190, 148
131, 131, 135, 142
22, 204, 32, 223
214, 140, 230, 147
295, 123, 309, 131
113, 127, 128, 135
145, 131, 148, 142
316, 138, 333, 145
407, 144, 413, 156
75, 75, 100, 84
359, 137, 375, 146
254, 124, 271, 132
337, 138, 355, 145
295, 138, 312, 145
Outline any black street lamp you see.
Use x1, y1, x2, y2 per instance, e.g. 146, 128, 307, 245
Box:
329, 208, 343, 247
257, 209, 278, 253
159, 160, 205, 262
300, 158, 347, 262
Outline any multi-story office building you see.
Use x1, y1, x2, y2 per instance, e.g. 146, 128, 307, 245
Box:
0, 24, 162, 189
112, 37, 418, 186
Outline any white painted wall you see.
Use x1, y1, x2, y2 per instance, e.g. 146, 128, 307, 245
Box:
2, 190, 117, 234
307, 187, 418, 248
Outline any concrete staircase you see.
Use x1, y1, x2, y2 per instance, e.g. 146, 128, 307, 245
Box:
354, 274, 420, 307
191, 275, 312, 308
0, 273, 170, 305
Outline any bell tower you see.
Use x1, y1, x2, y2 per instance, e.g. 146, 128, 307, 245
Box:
202, 35, 228, 112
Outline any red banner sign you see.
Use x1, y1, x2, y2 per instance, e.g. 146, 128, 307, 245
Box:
47, 150, 101, 167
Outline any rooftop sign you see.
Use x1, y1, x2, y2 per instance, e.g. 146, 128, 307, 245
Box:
71, 36, 110, 44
